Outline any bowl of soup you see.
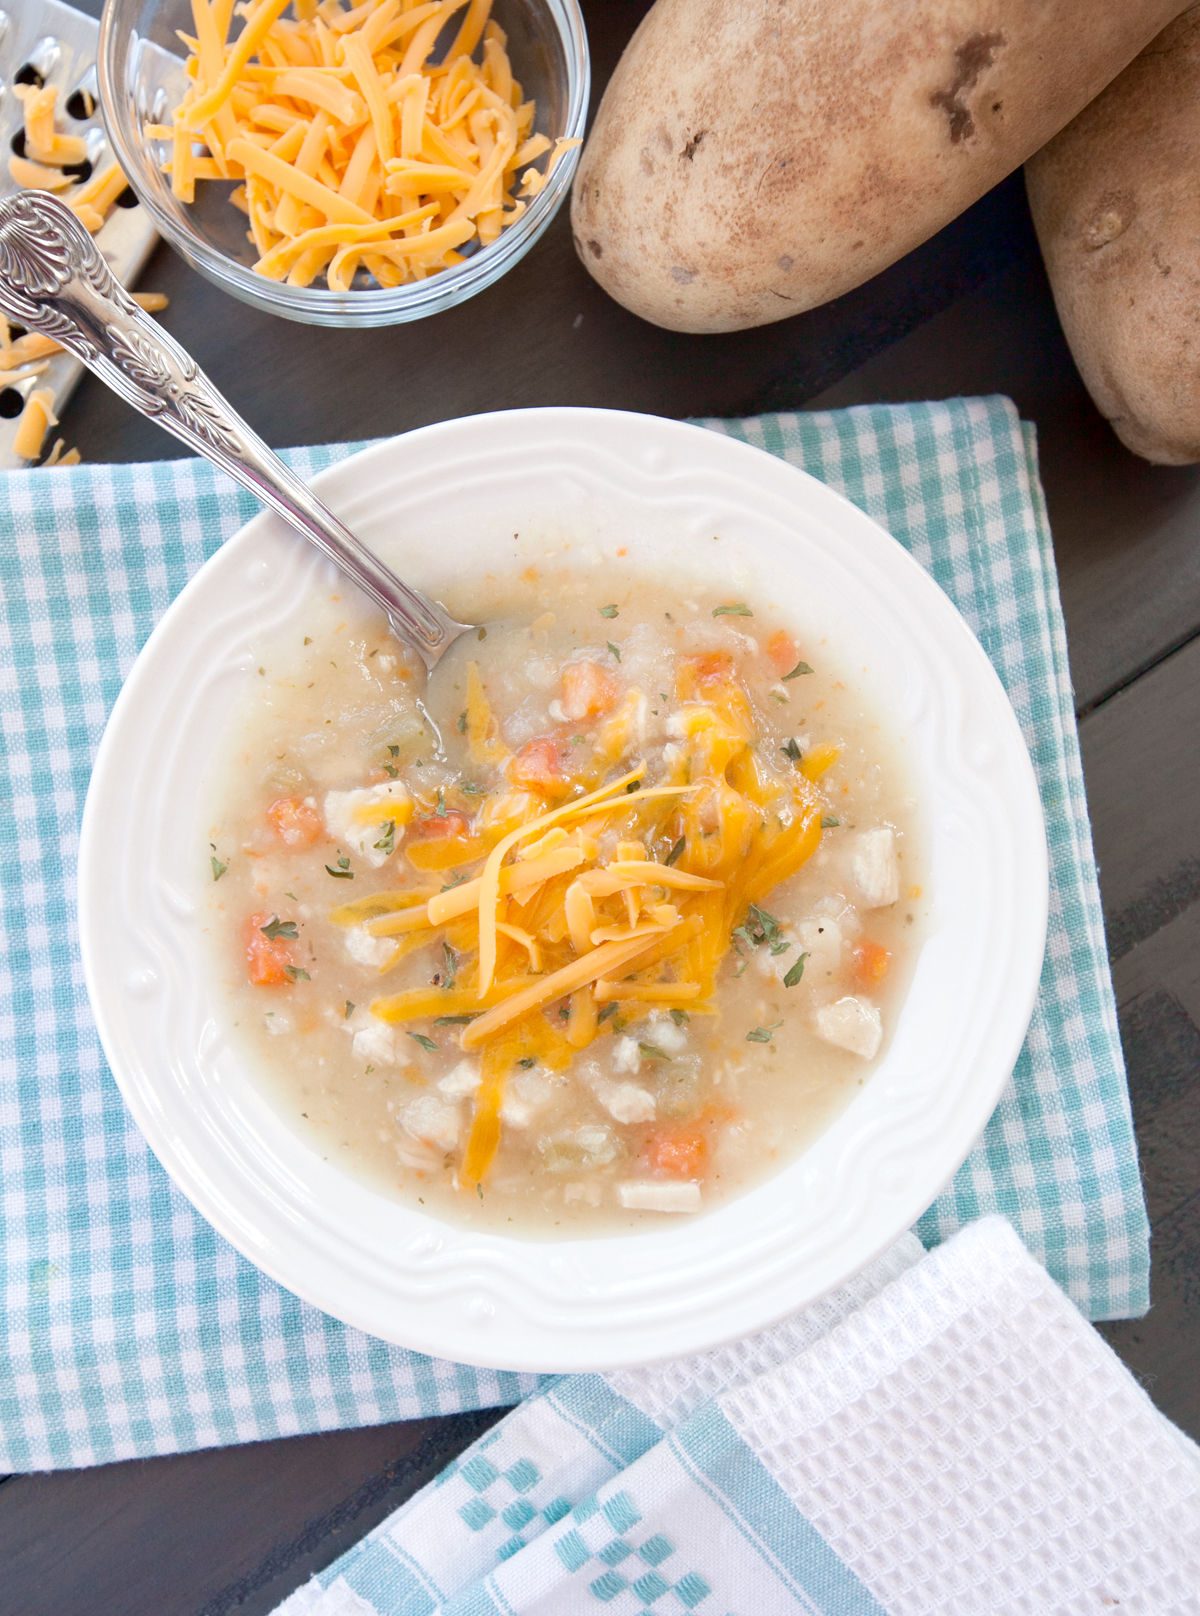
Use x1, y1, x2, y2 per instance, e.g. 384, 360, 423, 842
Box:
77, 407, 1047, 1370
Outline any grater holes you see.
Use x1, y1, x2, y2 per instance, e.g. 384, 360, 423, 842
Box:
0, 390, 26, 420
60, 157, 93, 183
66, 65, 99, 122
10, 129, 25, 157
15, 36, 60, 89
115, 186, 139, 209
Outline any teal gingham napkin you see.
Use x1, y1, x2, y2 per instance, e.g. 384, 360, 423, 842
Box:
0, 396, 1148, 1474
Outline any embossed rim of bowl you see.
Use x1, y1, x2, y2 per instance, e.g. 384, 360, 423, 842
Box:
78, 407, 1048, 1371
97, 0, 589, 327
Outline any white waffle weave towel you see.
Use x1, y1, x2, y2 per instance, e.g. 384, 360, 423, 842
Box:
276, 1216, 1200, 1615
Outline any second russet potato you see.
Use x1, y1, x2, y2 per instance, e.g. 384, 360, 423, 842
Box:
1026, 7, 1200, 465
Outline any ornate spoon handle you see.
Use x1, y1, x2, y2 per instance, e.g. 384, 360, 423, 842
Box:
0, 190, 469, 670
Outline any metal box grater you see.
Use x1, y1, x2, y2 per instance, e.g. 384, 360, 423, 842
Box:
0, 0, 158, 469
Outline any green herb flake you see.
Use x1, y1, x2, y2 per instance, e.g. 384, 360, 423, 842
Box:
769, 691, 788, 703
638, 1042, 672, 1061
457, 710, 468, 734
746, 1020, 783, 1043
606, 641, 621, 662
821, 815, 841, 828
434, 1014, 475, 1026
441, 870, 469, 891
517, 1056, 536, 1069
783, 952, 810, 988
336, 854, 351, 870
665, 837, 686, 867
477, 1181, 484, 1200
747, 903, 781, 945
780, 737, 803, 764
374, 820, 396, 857
770, 939, 792, 956
344, 1001, 355, 1019
284, 965, 311, 981
734, 959, 747, 977
669, 1008, 690, 1027
325, 863, 354, 879
365, 1064, 373, 1074
597, 1002, 619, 1024
286, 892, 298, 901
598, 604, 619, 619
408, 1032, 438, 1053
436, 788, 445, 816
260, 916, 298, 941
460, 780, 483, 795
383, 763, 400, 778
625, 780, 639, 794
713, 603, 753, 617
558, 1002, 571, 1020
388, 744, 400, 756
442, 942, 457, 991
782, 660, 814, 680
210, 856, 228, 882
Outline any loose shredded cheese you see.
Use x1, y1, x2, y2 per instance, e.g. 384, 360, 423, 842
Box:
41, 439, 82, 468
7, 86, 136, 238
152, 0, 579, 290
0, 334, 64, 370
8, 155, 76, 191
13, 388, 58, 461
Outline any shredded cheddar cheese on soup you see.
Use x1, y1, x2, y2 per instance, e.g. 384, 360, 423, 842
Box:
337, 657, 830, 1186
146, 0, 581, 290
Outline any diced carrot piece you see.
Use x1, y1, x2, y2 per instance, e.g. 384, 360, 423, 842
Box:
560, 660, 620, 721
509, 734, 575, 792
676, 651, 735, 701
245, 911, 294, 986
645, 1127, 708, 1180
267, 795, 322, 848
414, 810, 470, 840
766, 630, 799, 675
855, 941, 891, 982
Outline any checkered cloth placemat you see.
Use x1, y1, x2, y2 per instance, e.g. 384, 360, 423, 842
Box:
0, 397, 1148, 1472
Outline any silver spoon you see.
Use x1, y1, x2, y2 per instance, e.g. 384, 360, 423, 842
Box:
0, 190, 474, 677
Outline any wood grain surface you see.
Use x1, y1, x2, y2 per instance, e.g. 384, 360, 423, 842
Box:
3, 1, 1197, 1610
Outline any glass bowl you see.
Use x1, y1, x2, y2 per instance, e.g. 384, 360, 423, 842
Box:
97, 0, 588, 326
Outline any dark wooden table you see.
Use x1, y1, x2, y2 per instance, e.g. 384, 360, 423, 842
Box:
5, 4, 1198, 1610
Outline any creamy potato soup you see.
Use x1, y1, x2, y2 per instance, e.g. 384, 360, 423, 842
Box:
200, 563, 925, 1236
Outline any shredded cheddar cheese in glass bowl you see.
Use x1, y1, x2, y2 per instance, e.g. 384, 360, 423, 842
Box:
100, 0, 589, 322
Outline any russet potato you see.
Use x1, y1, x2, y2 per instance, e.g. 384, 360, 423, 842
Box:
572, 0, 1187, 334
1026, 7, 1200, 464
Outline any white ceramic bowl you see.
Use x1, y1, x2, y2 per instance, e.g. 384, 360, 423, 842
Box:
78, 408, 1047, 1371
